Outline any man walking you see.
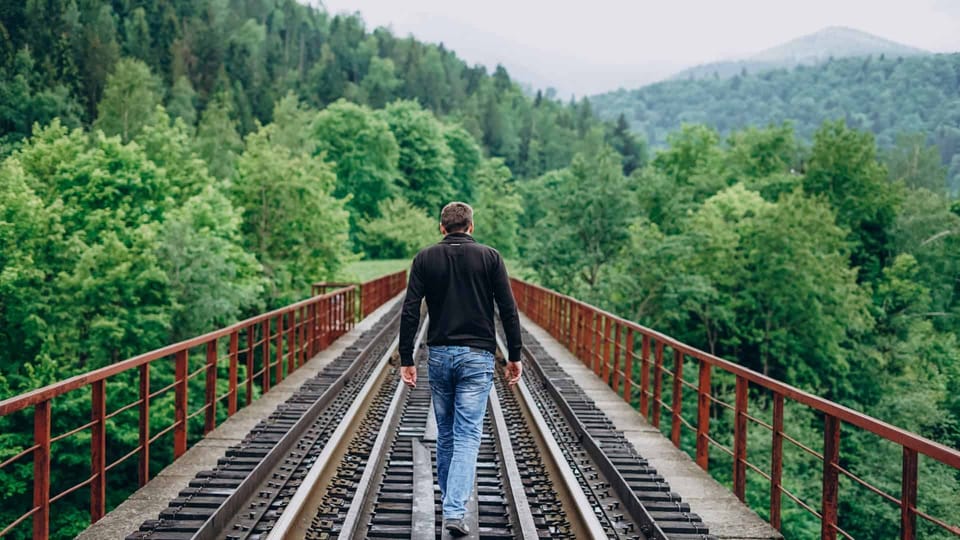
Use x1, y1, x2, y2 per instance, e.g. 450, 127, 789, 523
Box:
398, 201, 523, 537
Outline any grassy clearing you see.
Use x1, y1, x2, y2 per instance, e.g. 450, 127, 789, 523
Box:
337, 259, 410, 282
340, 257, 535, 284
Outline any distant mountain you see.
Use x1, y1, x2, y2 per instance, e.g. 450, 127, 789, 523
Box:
591, 53, 960, 193
672, 26, 928, 81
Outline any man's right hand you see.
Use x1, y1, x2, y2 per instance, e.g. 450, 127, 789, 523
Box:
504, 361, 522, 386
401, 365, 417, 388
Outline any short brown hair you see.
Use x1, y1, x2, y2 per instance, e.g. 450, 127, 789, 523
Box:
440, 202, 473, 233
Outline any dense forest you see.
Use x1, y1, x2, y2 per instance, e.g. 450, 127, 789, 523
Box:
0, 1, 958, 539
0, 1, 645, 537
592, 53, 960, 194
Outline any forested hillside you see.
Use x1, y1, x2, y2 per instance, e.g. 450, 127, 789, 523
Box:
593, 53, 960, 193
0, 1, 647, 537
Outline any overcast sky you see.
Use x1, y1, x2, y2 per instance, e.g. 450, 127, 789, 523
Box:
317, 0, 960, 97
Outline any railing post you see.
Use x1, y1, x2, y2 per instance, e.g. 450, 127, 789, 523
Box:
90, 379, 106, 523
671, 349, 683, 447
228, 331, 239, 415
299, 306, 306, 367
246, 325, 255, 406
733, 375, 748, 501
612, 323, 622, 394
261, 319, 271, 392
174, 350, 188, 458
138, 363, 150, 486
588, 312, 597, 371
307, 302, 316, 357
275, 314, 284, 383
771, 393, 784, 530
901, 447, 918, 540
567, 301, 576, 352
821, 414, 841, 540
324, 294, 330, 343
652, 341, 663, 428
602, 318, 612, 384
287, 311, 295, 374
623, 329, 634, 405
204, 340, 217, 434
696, 361, 711, 470
33, 399, 50, 540
640, 334, 650, 417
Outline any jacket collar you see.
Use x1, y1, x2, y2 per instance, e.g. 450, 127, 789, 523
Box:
441, 232, 475, 244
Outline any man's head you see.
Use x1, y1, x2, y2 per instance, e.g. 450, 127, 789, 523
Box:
440, 201, 474, 235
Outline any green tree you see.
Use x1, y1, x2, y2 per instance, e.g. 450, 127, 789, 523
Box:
78, 4, 120, 117
361, 56, 401, 108
314, 99, 399, 223
93, 58, 162, 142
0, 48, 82, 152
136, 105, 214, 201
196, 92, 243, 180
166, 76, 197, 127
606, 113, 647, 175
740, 189, 872, 393
805, 120, 901, 282
13, 122, 174, 369
122, 7, 152, 63
0, 158, 61, 380
472, 158, 522, 257
233, 123, 350, 303
653, 124, 724, 186
527, 145, 634, 299
160, 187, 264, 339
380, 100, 455, 213
444, 123, 482, 200
270, 92, 317, 154
884, 133, 949, 194
358, 197, 437, 259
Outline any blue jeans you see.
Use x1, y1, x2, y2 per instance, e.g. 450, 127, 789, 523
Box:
428, 345, 494, 520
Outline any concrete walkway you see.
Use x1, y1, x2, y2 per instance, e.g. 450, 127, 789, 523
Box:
520, 312, 782, 540
77, 295, 402, 540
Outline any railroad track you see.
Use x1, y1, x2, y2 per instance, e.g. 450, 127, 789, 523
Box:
129, 300, 716, 540
500, 325, 716, 540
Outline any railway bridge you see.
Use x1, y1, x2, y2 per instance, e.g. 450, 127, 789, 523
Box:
0, 271, 958, 539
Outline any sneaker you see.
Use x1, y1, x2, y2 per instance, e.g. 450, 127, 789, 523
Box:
443, 518, 469, 537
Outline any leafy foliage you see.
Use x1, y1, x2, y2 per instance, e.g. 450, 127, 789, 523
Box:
358, 197, 438, 259
232, 123, 350, 304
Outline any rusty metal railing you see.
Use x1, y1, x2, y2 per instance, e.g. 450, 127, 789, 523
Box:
313, 270, 408, 320
0, 271, 406, 539
511, 278, 960, 540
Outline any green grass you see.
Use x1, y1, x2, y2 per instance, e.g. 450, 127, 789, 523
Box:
337, 259, 411, 282
338, 257, 534, 284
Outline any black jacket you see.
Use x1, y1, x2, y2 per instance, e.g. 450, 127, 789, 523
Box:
399, 232, 522, 366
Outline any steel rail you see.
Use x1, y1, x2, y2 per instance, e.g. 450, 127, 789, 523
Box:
265, 316, 429, 540
190, 306, 403, 540
336, 316, 430, 540
487, 382, 540, 540
519, 336, 672, 540
495, 334, 609, 539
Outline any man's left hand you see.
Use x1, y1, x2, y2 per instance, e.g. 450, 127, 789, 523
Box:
504, 361, 522, 386
401, 365, 417, 388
